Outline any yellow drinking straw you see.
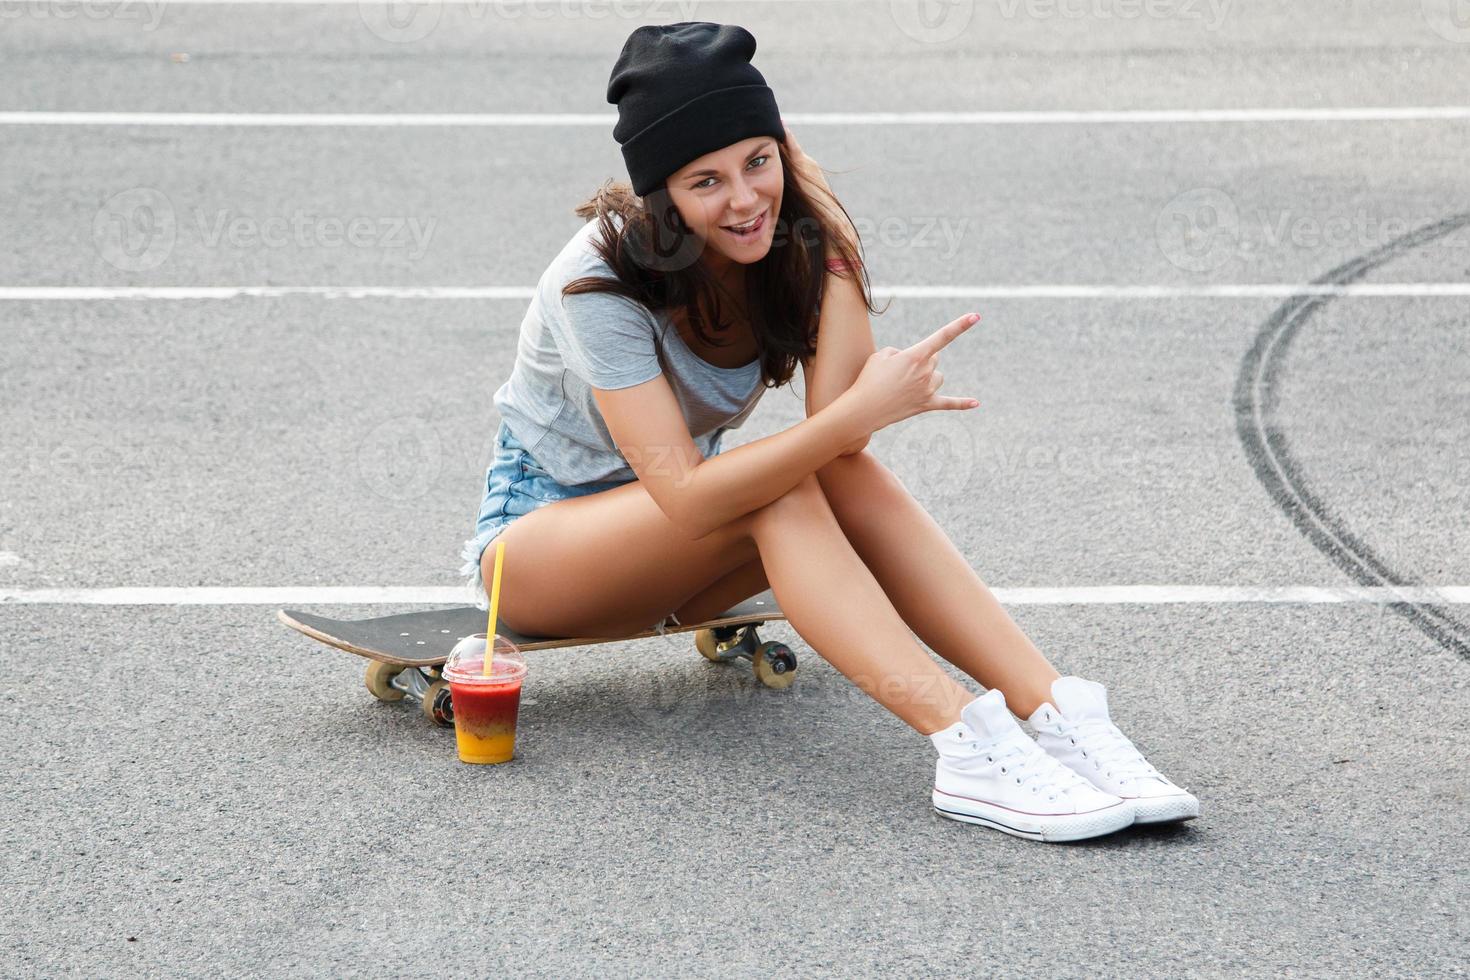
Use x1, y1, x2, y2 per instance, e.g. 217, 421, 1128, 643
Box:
483, 537, 506, 677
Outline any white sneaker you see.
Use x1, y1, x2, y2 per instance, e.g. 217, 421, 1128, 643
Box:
930, 689, 1135, 842
1024, 676, 1200, 825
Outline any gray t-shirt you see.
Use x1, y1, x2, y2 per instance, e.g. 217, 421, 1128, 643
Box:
492, 218, 767, 485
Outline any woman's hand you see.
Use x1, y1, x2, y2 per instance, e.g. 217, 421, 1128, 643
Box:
846, 313, 983, 436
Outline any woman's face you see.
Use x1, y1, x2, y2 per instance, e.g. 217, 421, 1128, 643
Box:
664, 135, 784, 272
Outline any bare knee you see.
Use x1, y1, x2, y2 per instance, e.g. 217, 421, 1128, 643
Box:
816, 449, 901, 516
749, 473, 826, 535
817, 446, 875, 483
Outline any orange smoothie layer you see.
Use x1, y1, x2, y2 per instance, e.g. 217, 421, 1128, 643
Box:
454, 726, 517, 764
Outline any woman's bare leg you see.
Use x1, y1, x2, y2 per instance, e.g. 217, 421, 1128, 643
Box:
484, 477, 760, 639
486, 472, 973, 734
815, 449, 1061, 718
745, 476, 974, 732
670, 557, 769, 626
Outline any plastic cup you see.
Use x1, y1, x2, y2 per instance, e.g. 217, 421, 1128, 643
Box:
443, 634, 527, 765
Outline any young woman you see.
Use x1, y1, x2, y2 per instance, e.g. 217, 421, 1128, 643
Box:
459, 22, 1199, 842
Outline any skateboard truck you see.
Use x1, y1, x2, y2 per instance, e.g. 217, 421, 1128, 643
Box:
694, 622, 797, 690
364, 661, 457, 727
361, 625, 797, 729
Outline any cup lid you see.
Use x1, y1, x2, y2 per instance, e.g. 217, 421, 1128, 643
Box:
444, 639, 526, 683
443, 631, 526, 678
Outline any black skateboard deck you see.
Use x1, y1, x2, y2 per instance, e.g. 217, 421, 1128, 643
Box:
277, 589, 785, 665
277, 589, 794, 726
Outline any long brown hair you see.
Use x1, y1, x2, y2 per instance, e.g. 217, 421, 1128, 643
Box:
564, 139, 888, 390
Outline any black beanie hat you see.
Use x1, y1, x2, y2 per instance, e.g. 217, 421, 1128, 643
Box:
607, 22, 784, 198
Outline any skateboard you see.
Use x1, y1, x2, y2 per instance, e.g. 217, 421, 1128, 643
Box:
277, 589, 792, 728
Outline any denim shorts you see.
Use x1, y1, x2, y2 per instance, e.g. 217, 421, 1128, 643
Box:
457, 419, 635, 619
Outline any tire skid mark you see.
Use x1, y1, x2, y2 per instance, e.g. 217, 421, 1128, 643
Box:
1234, 212, 1470, 662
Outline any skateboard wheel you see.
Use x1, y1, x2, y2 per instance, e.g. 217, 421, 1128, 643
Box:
753, 642, 797, 690
696, 625, 751, 662
365, 661, 406, 702
695, 628, 723, 661
422, 679, 454, 727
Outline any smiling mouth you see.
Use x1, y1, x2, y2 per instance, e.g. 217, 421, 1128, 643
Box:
722, 209, 768, 235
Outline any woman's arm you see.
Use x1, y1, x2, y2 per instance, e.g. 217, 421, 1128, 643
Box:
593, 376, 871, 541
785, 121, 875, 454
803, 267, 877, 455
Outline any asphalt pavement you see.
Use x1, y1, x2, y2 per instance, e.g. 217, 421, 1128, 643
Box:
2, 2, 1467, 976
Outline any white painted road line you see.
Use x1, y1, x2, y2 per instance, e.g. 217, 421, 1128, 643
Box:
4, 108, 1470, 127
0, 286, 534, 301
137, 0, 870, 4
884, 284, 1470, 299
2, 284, 1468, 302
2, 586, 1467, 605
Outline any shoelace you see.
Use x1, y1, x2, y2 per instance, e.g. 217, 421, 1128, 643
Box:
971, 735, 1098, 802
1046, 716, 1161, 785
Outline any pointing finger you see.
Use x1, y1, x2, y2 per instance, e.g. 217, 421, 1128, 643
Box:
910, 312, 980, 360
